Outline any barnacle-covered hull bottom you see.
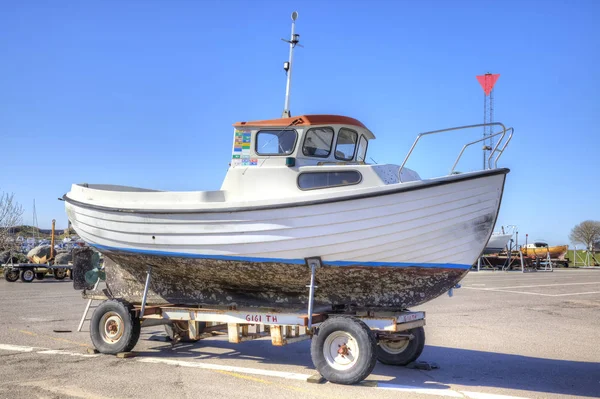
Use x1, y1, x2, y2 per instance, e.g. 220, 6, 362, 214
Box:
87, 251, 469, 312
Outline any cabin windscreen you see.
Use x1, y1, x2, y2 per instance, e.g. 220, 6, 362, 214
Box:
357, 135, 368, 162
303, 127, 334, 157
255, 129, 297, 155
335, 128, 358, 160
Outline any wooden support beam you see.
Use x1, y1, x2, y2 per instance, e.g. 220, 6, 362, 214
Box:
189, 320, 200, 340
270, 325, 284, 346
228, 323, 240, 343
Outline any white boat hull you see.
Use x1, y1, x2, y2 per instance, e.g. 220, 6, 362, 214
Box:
65, 169, 508, 310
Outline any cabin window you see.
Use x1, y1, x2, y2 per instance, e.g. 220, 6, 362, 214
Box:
335, 128, 358, 161
297, 171, 362, 190
255, 129, 297, 155
356, 135, 368, 162
302, 127, 334, 157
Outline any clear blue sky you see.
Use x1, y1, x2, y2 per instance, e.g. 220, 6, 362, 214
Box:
1, 0, 598, 246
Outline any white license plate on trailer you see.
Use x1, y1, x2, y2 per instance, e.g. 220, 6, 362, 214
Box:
397, 311, 425, 324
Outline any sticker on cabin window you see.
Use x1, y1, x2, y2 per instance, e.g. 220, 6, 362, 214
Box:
241, 132, 251, 155
231, 129, 252, 166
232, 130, 254, 166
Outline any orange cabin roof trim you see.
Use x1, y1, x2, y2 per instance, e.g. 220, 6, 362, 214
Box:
233, 114, 368, 130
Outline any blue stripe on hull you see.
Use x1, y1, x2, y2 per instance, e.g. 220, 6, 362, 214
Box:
91, 243, 471, 270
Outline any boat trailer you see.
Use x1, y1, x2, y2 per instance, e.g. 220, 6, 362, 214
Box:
2, 260, 72, 282
79, 257, 428, 385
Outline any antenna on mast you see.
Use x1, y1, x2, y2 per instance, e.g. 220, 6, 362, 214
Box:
281, 11, 301, 118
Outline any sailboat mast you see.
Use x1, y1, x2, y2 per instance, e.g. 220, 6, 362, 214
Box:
32, 199, 38, 241
282, 11, 299, 118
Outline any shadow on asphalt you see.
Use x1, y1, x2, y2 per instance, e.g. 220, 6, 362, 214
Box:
133, 329, 599, 398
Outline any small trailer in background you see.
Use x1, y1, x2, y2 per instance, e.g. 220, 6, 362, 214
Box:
2, 219, 74, 282
2, 260, 72, 282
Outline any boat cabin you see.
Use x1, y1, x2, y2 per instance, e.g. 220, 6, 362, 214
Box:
228, 115, 374, 168
525, 242, 549, 249
220, 114, 421, 199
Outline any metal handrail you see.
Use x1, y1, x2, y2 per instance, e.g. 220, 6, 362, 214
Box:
450, 128, 508, 174
398, 122, 509, 182
491, 127, 513, 168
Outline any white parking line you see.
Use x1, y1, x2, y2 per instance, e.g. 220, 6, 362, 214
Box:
37, 349, 100, 358
0, 343, 532, 399
461, 392, 530, 399
377, 383, 463, 397
137, 357, 311, 380
551, 291, 600, 297
376, 383, 529, 398
472, 282, 600, 290
0, 343, 36, 352
462, 287, 600, 297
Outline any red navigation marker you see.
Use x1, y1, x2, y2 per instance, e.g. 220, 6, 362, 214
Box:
476, 73, 500, 95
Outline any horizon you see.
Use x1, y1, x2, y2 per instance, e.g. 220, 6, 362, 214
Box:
1, 1, 599, 247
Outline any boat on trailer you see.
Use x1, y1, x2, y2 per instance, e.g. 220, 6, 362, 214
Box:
521, 241, 568, 260
483, 225, 517, 255
66, 12, 515, 385
66, 112, 511, 311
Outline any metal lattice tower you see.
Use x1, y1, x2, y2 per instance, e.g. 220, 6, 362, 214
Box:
476, 73, 500, 169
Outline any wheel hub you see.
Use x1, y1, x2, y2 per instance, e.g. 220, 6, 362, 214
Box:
323, 331, 359, 371
100, 312, 125, 344
337, 343, 349, 356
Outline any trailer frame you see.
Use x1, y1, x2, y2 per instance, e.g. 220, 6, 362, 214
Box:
83, 256, 429, 385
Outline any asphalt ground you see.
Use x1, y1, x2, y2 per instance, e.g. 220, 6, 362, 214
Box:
0, 268, 598, 399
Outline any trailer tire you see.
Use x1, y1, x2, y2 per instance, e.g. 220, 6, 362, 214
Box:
376, 326, 425, 366
20, 268, 35, 283
164, 321, 206, 343
35, 272, 46, 280
310, 316, 377, 385
90, 300, 141, 354
4, 268, 19, 282
54, 268, 67, 280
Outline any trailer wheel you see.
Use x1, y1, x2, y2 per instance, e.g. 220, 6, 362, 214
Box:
90, 300, 141, 354
164, 321, 206, 342
20, 268, 35, 283
54, 268, 67, 280
35, 272, 46, 280
3, 268, 19, 282
376, 327, 425, 366
310, 317, 377, 385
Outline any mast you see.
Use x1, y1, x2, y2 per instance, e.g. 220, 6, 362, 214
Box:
282, 11, 300, 118
32, 199, 39, 242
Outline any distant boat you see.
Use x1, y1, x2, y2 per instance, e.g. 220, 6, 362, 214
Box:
482, 225, 516, 254
483, 232, 513, 254
521, 242, 568, 259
